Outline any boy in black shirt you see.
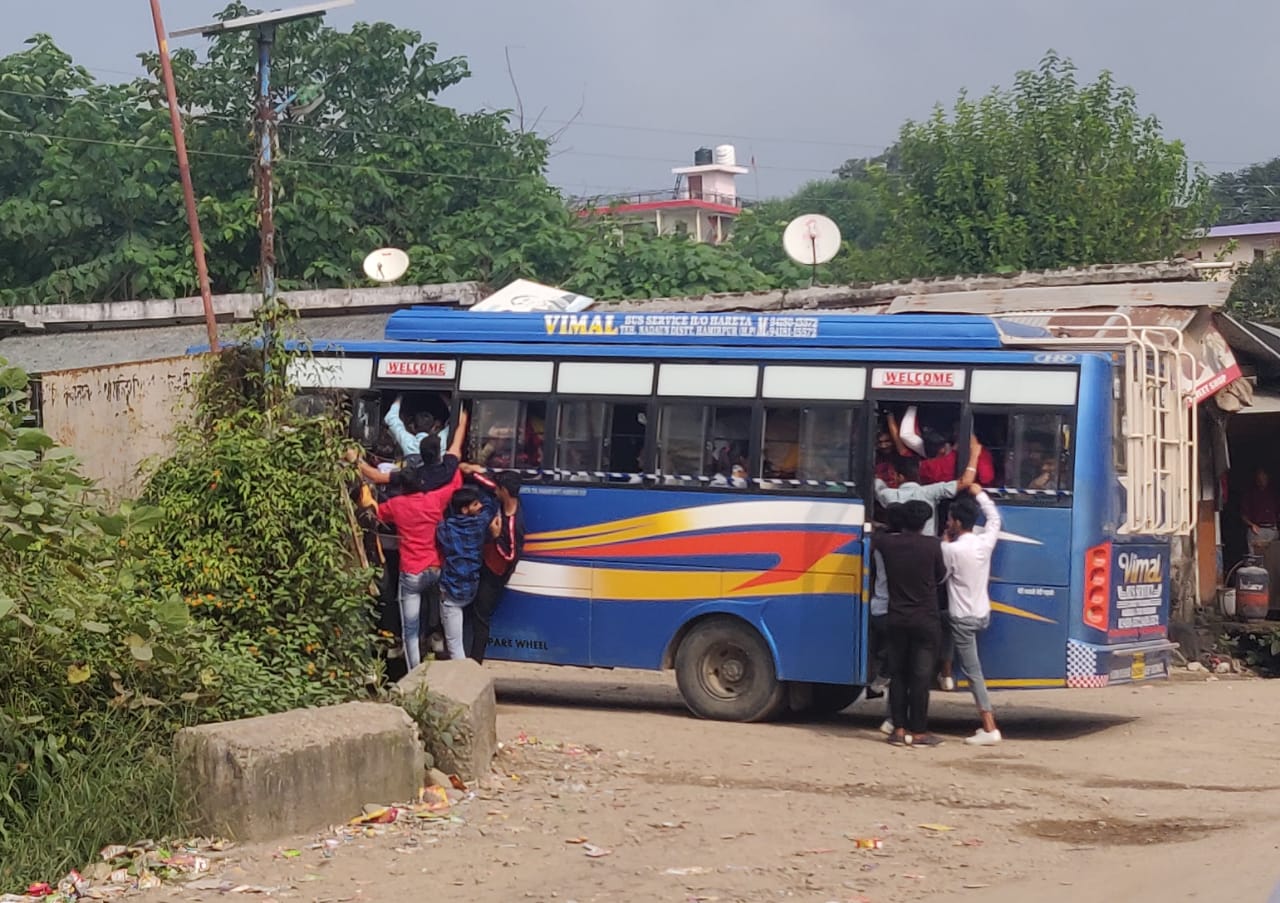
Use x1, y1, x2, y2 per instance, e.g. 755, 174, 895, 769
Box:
871, 499, 947, 748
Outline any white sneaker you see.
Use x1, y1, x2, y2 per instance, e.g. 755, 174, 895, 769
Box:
870, 676, 890, 693
879, 719, 895, 735
428, 635, 445, 654
964, 728, 1002, 746
940, 676, 956, 691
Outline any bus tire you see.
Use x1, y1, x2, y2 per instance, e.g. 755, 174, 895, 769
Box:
674, 617, 785, 723
808, 683, 864, 716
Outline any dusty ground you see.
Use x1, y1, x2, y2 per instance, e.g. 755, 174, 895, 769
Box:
144, 666, 1280, 903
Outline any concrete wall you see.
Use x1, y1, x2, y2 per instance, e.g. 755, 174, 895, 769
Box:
38, 355, 208, 499
1194, 235, 1280, 266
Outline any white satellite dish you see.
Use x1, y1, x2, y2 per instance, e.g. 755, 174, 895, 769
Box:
362, 247, 410, 283
782, 214, 842, 266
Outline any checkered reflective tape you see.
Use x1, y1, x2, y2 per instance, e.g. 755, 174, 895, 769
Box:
1066, 640, 1109, 688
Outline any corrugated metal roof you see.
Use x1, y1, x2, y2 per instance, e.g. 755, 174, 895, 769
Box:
1217, 313, 1280, 367
0, 313, 393, 374
1205, 221, 1280, 239
885, 281, 1229, 315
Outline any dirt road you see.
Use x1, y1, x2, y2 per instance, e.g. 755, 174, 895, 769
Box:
147, 666, 1280, 903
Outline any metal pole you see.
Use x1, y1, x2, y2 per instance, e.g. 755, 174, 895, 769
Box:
148, 0, 220, 351
255, 24, 277, 303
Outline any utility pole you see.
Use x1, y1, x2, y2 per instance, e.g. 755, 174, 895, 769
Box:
255, 24, 277, 302
170, 1, 353, 308
148, 0, 220, 351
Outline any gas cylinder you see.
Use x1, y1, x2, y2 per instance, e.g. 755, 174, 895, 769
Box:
1235, 556, 1270, 620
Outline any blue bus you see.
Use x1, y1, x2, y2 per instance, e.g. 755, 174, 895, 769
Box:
288, 308, 1193, 721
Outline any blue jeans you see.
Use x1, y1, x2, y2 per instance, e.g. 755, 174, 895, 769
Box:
399, 568, 440, 671
440, 592, 470, 661
951, 614, 993, 713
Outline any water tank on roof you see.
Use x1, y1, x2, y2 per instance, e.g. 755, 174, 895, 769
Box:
714, 144, 736, 166
694, 146, 713, 166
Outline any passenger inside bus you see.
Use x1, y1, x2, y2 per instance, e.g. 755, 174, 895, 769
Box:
384, 392, 452, 460
471, 400, 546, 470
972, 411, 1073, 493
657, 404, 750, 485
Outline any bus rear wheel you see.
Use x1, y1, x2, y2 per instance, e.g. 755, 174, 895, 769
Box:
674, 618, 785, 722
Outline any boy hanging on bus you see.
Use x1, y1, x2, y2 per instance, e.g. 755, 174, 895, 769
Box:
872, 499, 947, 748
870, 503, 906, 735
385, 394, 441, 459
875, 456, 961, 536
942, 483, 1003, 746
435, 487, 493, 660
369, 408, 470, 671
463, 470, 526, 663
886, 407, 993, 487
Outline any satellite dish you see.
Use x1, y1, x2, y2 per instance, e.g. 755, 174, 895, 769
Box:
783, 214, 842, 266
363, 248, 410, 283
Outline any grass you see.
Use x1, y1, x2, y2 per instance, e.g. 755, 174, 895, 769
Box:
0, 719, 183, 889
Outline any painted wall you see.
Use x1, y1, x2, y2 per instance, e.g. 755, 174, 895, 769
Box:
38, 355, 207, 500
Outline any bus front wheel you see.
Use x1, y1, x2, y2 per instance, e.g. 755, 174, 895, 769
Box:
674, 618, 785, 723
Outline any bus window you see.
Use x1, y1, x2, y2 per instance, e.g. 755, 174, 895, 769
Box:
761, 406, 860, 493
556, 401, 607, 479
974, 411, 1073, 492
658, 404, 750, 487
470, 398, 547, 470
555, 402, 650, 482
607, 404, 648, 478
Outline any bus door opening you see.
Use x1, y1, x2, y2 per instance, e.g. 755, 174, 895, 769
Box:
873, 400, 966, 531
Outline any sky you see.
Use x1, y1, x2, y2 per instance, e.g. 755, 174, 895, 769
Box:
5, 0, 1280, 202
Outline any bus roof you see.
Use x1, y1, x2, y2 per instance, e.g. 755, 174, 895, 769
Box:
383, 309, 1047, 350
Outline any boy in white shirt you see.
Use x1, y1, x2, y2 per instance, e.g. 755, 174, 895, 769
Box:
942, 483, 1002, 746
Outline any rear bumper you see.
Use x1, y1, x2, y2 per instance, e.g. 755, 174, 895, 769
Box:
1066, 638, 1176, 688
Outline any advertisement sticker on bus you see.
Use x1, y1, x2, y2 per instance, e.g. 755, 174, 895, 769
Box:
1109, 545, 1169, 639
870, 368, 967, 391
376, 358, 457, 380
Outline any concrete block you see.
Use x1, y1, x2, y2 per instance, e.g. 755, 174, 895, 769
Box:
174, 701, 424, 842
398, 659, 497, 782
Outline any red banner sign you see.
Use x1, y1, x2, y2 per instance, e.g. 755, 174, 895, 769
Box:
377, 359, 457, 380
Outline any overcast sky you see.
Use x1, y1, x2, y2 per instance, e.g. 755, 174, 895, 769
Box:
6, 0, 1279, 202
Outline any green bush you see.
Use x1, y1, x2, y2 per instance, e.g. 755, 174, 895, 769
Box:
0, 359, 205, 884
135, 357, 379, 716
0, 304, 384, 884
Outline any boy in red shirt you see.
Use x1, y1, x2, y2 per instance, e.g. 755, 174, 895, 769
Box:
375, 409, 469, 671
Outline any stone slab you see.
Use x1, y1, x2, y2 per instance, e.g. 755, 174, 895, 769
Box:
398, 659, 497, 782
174, 701, 424, 842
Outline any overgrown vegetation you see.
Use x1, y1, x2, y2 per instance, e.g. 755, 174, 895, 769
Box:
1226, 252, 1280, 322
0, 305, 379, 884
1223, 624, 1280, 676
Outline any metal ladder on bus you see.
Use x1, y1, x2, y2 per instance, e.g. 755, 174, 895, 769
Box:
995, 311, 1197, 536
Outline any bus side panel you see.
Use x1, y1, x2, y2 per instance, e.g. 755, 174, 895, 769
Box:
978, 584, 1070, 686
483, 589, 592, 665
989, 505, 1073, 587
976, 505, 1073, 686
491, 486, 865, 682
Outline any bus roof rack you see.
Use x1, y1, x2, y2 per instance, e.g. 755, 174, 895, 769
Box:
994, 311, 1196, 536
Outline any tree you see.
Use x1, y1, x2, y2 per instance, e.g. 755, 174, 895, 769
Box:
1227, 252, 1280, 321
727, 175, 894, 286
564, 222, 773, 300
1210, 158, 1280, 226
880, 52, 1212, 278
0, 7, 576, 304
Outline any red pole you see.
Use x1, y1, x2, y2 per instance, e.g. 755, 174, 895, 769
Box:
149, 0, 220, 351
